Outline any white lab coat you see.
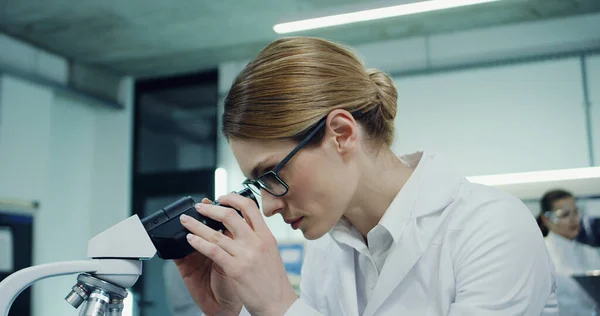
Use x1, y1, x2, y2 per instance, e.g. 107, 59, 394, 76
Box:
544, 232, 600, 316
283, 152, 558, 316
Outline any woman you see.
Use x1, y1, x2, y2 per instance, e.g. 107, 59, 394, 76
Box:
175, 37, 558, 315
538, 189, 600, 315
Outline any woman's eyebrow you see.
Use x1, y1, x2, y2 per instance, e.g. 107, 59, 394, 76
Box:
250, 158, 273, 179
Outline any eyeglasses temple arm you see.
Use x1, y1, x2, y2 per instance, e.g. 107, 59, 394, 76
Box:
271, 110, 363, 173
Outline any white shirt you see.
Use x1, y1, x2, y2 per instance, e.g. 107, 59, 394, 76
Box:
545, 232, 600, 316
331, 219, 393, 315
284, 151, 558, 316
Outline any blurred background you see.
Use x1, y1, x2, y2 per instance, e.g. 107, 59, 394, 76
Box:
0, 0, 599, 315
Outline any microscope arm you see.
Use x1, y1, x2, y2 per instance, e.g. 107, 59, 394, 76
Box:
0, 214, 155, 316
0, 258, 144, 316
0, 260, 100, 315
0, 193, 253, 315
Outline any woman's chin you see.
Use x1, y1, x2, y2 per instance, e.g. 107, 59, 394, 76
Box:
571, 230, 581, 240
565, 228, 580, 240
302, 227, 327, 240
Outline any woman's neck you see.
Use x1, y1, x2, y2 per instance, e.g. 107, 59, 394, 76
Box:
550, 230, 576, 241
343, 148, 415, 238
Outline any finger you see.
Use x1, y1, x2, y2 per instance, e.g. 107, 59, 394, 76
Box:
216, 193, 269, 234
180, 214, 243, 256
201, 198, 212, 204
195, 203, 253, 239
185, 233, 232, 270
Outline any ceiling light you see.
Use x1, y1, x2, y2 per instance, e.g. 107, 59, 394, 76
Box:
466, 166, 600, 186
273, 0, 502, 34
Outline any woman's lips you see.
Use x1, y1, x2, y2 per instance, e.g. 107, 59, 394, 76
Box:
291, 217, 303, 230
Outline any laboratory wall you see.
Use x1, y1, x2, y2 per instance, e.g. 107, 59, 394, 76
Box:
217, 12, 600, 241
392, 56, 595, 176
590, 55, 600, 165
0, 35, 133, 316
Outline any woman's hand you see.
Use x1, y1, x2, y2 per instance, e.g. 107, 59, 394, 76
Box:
174, 198, 243, 316
180, 193, 298, 316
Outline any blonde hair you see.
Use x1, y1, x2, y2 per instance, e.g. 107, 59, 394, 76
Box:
223, 36, 398, 146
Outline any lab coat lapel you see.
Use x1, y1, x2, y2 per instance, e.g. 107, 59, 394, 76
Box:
337, 246, 360, 316
363, 153, 461, 316
362, 220, 424, 316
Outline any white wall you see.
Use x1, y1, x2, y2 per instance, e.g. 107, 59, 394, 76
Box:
0, 76, 53, 203
217, 13, 600, 240
357, 12, 600, 75
392, 57, 591, 176
0, 35, 133, 316
33, 90, 97, 316
89, 78, 134, 237
588, 54, 600, 166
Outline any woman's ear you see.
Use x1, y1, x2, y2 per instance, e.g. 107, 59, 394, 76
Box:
540, 214, 552, 227
324, 109, 358, 154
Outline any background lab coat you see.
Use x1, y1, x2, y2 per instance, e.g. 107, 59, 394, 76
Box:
545, 232, 600, 316
285, 152, 558, 316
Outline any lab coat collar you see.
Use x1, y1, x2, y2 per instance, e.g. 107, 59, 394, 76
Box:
547, 231, 576, 244
380, 151, 462, 240
407, 151, 462, 217
329, 151, 461, 244
328, 152, 424, 247
378, 151, 424, 243
546, 231, 579, 252
363, 151, 463, 316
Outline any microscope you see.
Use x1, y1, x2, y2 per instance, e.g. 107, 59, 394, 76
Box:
0, 188, 257, 316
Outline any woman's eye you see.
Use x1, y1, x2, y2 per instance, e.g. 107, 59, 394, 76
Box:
262, 166, 275, 174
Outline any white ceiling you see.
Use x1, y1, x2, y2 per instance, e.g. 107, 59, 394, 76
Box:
1, 0, 599, 78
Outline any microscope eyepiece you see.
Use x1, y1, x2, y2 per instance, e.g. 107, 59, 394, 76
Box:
141, 188, 258, 259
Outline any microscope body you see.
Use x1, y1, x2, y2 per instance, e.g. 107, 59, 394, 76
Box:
0, 188, 257, 316
0, 215, 155, 316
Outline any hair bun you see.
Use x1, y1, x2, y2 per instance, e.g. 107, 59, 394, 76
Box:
366, 69, 398, 121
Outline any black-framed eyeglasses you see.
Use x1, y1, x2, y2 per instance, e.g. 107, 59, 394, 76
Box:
242, 110, 364, 197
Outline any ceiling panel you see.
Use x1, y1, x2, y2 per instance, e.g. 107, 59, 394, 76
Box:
1, 0, 599, 77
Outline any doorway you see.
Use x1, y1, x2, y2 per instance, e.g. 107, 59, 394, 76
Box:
132, 70, 218, 316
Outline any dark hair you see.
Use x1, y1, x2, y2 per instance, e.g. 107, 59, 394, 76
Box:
536, 189, 574, 237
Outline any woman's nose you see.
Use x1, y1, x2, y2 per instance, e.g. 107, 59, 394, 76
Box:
260, 190, 283, 217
